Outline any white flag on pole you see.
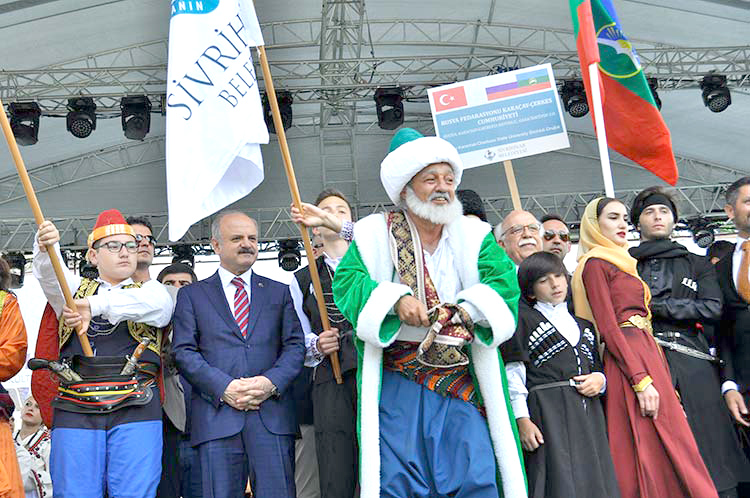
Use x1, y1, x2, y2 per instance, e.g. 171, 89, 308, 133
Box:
166, 0, 268, 241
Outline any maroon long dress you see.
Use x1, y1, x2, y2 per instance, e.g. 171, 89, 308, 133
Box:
581, 258, 718, 498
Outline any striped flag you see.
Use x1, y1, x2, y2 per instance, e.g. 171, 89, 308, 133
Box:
568, 0, 678, 185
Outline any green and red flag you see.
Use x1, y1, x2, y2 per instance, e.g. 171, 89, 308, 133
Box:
568, 0, 678, 185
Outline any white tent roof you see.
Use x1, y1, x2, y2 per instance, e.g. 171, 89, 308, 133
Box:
1, 0, 748, 250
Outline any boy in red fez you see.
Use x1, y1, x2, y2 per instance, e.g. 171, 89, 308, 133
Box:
31, 209, 173, 498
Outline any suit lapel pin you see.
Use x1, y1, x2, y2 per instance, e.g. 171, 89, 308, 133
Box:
258, 282, 264, 288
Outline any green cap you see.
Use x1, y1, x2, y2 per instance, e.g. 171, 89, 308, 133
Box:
388, 128, 424, 153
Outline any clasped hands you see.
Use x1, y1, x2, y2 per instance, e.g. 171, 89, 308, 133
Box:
222, 376, 276, 411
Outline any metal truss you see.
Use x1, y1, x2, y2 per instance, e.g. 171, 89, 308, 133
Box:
1, 20, 748, 111
317, 1, 366, 205
0, 183, 733, 252
0, 136, 165, 208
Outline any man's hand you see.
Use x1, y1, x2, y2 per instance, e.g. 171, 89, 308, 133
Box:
517, 417, 544, 451
222, 378, 253, 410
724, 389, 750, 427
236, 376, 276, 411
635, 384, 660, 420
394, 295, 430, 327
37, 220, 60, 253
62, 298, 91, 335
317, 328, 340, 355
573, 373, 605, 397
290, 202, 343, 233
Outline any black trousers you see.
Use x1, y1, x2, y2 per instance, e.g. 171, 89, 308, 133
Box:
156, 412, 182, 498
311, 370, 359, 498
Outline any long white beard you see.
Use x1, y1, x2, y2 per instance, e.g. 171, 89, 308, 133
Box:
403, 187, 463, 225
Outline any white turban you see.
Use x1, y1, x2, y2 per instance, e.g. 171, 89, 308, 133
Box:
380, 128, 463, 205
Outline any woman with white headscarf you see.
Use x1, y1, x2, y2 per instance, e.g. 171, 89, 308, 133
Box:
572, 197, 717, 498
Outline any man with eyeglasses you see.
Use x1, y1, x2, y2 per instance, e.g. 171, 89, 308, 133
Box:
541, 213, 572, 260
127, 216, 157, 284
31, 209, 173, 497
494, 210, 543, 266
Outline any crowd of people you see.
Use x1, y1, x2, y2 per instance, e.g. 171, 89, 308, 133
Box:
0, 127, 749, 498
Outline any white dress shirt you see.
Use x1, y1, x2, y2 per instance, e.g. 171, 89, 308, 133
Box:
217, 265, 253, 321
722, 236, 748, 394
32, 239, 172, 328
731, 235, 749, 289
289, 253, 341, 367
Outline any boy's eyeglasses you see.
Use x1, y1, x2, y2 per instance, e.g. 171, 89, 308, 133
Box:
95, 241, 138, 253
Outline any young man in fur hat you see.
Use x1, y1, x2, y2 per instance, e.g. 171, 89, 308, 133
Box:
32, 210, 173, 497
629, 187, 749, 497
331, 128, 526, 497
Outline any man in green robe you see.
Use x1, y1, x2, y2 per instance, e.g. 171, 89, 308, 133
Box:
332, 128, 526, 497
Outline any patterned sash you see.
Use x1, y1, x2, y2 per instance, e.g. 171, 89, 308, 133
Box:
383, 211, 482, 413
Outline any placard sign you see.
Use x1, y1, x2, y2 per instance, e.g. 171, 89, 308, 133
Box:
428, 63, 570, 168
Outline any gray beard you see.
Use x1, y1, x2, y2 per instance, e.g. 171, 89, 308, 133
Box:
403, 187, 463, 225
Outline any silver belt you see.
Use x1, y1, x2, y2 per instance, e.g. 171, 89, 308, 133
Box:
654, 337, 721, 364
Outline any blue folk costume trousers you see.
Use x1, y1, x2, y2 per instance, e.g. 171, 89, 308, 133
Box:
379, 370, 499, 497
50, 393, 162, 498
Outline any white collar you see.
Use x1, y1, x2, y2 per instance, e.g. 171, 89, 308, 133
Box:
323, 252, 342, 270
96, 277, 134, 289
735, 235, 749, 254
534, 300, 570, 318
218, 265, 253, 288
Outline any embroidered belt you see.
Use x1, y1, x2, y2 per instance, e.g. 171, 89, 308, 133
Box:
619, 314, 653, 335
654, 336, 722, 364
528, 379, 576, 393
53, 356, 157, 415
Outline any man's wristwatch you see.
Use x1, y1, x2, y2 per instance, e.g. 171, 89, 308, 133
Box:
269, 384, 280, 399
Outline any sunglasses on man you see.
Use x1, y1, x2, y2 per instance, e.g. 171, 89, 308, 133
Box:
543, 230, 570, 242
135, 234, 157, 246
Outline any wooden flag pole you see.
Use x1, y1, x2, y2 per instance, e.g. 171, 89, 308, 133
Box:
0, 98, 94, 357
257, 46, 343, 385
503, 160, 523, 210
587, 62, 615, 197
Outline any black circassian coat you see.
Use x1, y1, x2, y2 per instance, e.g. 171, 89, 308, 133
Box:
631, 240, 748, 493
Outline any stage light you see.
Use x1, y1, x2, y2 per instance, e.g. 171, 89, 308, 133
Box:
278, 239, 301, 272
685, 218, 716, 249
560, 81, 588, 118
120, 96, 152, 141
8, 102, 41, 146
374, 87, 404, 130
171, 245, 194, 267
263, 91, 293, 134
647, 78, 662, 110
2, 252, 26, 289
700, 74, 731, 113
66, 97, 97, 138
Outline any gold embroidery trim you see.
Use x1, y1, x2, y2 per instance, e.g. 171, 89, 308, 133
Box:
58, 278, 161, 355
0, 290, 7, 316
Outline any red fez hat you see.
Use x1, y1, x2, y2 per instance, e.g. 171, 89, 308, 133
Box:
87, 209, 135, 247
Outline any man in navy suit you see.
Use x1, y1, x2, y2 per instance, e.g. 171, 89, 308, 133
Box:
173, 210, 304, 498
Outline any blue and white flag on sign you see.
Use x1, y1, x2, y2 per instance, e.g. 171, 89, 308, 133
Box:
166, 0, 268, 241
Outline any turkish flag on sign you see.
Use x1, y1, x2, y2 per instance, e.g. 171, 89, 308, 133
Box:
432, 86, 468, 112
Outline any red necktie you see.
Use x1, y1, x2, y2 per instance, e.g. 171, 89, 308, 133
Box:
232, 277, 249, 337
